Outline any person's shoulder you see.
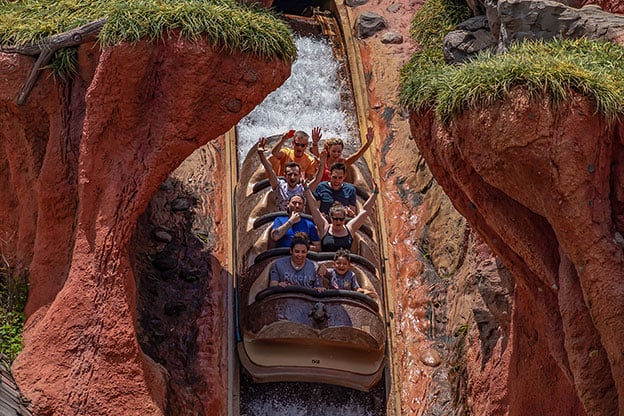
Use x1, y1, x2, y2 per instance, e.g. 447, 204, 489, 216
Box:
303, 218, 319, 236
275, 256, 290, 266
344, 182, 357, 192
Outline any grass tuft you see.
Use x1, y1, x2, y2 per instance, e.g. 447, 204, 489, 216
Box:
400, 0, 624, 125
0, 0, 296, 77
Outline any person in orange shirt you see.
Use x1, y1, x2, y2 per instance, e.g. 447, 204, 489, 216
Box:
270, 129, 318, 181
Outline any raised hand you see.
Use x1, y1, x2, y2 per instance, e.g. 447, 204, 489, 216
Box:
257, 137, 268, 153
344, 206, 357, 218
312, 126, 322, 146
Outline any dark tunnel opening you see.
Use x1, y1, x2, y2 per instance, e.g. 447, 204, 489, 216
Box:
271, 0, 329, 16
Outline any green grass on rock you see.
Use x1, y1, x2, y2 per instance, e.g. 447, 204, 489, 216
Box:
400, 0, 624, 124
0, 0, 296, 77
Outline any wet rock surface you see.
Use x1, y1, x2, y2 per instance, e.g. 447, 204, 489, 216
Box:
131, 142, 230, 416
133, 176, 212, 414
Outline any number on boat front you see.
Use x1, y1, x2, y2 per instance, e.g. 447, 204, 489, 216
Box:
312, 359, 321, 365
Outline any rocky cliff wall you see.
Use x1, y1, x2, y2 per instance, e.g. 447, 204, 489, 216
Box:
1, 34, 290, 415
358, 0, 624, 415
410, 89, 624, 415
3, 0, 623, 415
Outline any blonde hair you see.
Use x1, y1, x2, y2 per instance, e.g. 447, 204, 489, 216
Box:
323, 137, 344, 152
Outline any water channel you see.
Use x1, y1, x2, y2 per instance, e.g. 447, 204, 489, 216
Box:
236, 35, 385, 416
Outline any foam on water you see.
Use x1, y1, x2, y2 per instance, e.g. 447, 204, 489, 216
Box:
240, 378, 380, 416
237, 36, 356, 160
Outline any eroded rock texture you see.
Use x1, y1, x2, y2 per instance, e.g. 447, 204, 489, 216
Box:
1, 34, 289, 415
410, 89, 624, 416
583, 0, 624, 14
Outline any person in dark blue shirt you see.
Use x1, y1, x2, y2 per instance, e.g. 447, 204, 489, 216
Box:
312, 162, 357, 217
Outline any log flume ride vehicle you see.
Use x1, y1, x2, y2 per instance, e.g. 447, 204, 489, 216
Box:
235, 136, 386, 391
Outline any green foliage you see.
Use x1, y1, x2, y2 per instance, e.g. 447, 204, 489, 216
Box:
454, 323, 468, 337
0, 311, 25, 361
400, 0, 624, 125
408, 0, 471, 51
0, 269, 28, 362
46, 47, 79, 80
0, 0, 296, 77
399, 0, 470, 117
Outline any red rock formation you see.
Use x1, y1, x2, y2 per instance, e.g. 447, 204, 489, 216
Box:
347, 0, 479, 412
1, 34, 290, 415
410, 89, 623, 416
583, 0, 624, 14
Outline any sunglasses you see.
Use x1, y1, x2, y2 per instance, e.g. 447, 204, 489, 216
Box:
294, 142, 307, 148
331, 217, 345, 221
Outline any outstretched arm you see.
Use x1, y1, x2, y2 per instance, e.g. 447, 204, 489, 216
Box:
345, 126, 373, 166
310, 126, 322, 157
304, 186, 328, 238
257, 137, 279, 190
307, 149, 327, 192
271, 130, 294, 159
347, 182, 378, 234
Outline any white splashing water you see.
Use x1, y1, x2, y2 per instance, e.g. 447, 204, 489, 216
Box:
237, 36, 356, 160
240, 380, 379, 416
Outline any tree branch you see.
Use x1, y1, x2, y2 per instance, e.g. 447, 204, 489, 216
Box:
0, 19, 107, 105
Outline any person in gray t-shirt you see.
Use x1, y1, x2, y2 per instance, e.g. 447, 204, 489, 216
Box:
270, 232, 325, 289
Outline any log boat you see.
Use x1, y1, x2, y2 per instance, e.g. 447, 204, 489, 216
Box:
235, 136, 387, 391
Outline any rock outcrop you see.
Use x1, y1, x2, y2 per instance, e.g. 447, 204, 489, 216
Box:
410, 88, 624, 415
445, 0, 624, 64
1, 34, 290, 415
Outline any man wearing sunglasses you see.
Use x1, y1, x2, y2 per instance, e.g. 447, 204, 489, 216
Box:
269, 129, 318, 180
